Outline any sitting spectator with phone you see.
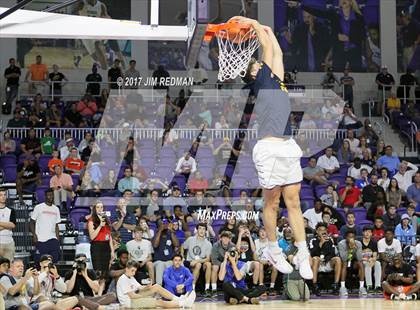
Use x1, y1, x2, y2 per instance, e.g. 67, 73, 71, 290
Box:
37, 254, 78, 309
126, 226, 155, 284
163, 254, 194, 296
382, 256, 420, 300
0, 259, 55, 310
337, 229, 367, 296
309, 223, 341, 296
218, 247, 263, 305
117, 260, 196, 309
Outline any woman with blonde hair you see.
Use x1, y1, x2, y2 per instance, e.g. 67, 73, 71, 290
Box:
287, 0, 365, 71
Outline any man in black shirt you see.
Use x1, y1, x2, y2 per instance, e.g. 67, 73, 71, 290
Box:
49, 64, 67, 96
20, 128, 41, 158
399, 68, 418, 103
309, 223, 341, 296
362, 175, 385, 207
109, 249, 129, 291
7, 110, 26, 128
86, 64, 102, 96
108, 59, 122, 90
64, 103, 82, 127
16, 154, 41, 197
382, 256, 420, 300
152, 65, 170, 91
360, 226, 381, 293
375, 66, 395, 114
3, 58, 21, 114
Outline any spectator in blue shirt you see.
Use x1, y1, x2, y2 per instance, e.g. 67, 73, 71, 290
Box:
278, 226, 293, 252
218, 247, 264, 305
111, 197, 138, 244
163, 254, 193, 296
407, 172, 420, 206
117, 167, 142, 195
355, 168, 370, 189
376, 146, 400, 176
394, 214, 416, 246
153, 219, 180, 286
339, 211, 362, 237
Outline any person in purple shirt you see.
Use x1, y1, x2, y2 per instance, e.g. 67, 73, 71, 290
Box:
163, 254, 193, 296
377, 146, 401, 176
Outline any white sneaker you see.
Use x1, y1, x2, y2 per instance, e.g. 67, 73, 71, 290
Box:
263, 247, 293, 274
399, 293, 407, 300
339, 287, 348, 297
292, 248, 313, 280
183, 290, 196, 308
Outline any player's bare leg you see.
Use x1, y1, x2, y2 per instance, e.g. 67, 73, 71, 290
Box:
282, 183, 313, 279
262, 186, 293, 274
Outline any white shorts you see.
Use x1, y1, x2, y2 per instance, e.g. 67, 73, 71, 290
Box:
319, 261, 333, 273
252, 138, 303, 189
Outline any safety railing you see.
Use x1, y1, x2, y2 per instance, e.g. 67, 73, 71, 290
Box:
5, 127, 349, 143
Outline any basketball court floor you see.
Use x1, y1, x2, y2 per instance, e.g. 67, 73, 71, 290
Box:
195, 298, 418, 310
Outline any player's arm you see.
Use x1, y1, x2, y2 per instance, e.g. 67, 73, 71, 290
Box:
262, 25, 284, 80
229, 17, 273, 70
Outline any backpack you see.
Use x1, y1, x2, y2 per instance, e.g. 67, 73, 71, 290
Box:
0, 273, 20, 297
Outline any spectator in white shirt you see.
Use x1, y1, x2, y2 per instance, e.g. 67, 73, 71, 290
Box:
378, 167, 391, 191
126, 226, 155, 284
60, 138, 74, 160
116, 260, 195, 309
378, 228, 402, 269
29, 189, 61, 264
348, 158, 372, 179
344, 129, 359, 152
175, 152, 197, 175
317, 147, 340, 174
393, 160, 418, 192
303, 200, 324, 230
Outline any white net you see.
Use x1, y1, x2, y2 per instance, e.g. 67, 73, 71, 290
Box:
216, 28, 260, 82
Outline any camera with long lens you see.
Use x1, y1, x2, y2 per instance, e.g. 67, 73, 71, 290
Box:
73, 260, 87, 272
229, 249, 237, 258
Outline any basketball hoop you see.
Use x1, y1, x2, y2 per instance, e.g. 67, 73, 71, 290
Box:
204, 22, 260, 82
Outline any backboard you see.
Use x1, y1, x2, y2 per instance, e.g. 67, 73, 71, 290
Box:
0, 0, 207, 43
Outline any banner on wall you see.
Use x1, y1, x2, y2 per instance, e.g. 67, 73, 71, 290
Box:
274, 0, 380, 73
17, 0, 131, 70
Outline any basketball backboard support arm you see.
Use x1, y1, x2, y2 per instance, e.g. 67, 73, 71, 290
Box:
150, 0, 159, 27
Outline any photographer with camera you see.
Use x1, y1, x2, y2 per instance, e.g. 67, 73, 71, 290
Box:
0, 259, 56, 309
88, 201, 114, 274
309, 223, 341, 296
37, 254, 78, 308
218, 247, 262, 305
65, 253, 117, 309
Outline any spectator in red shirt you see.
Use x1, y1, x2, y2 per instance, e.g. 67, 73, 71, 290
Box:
187, 171, 209, 193
372, 216, 385, 242
64, 147, 85, 175
77, 94, 98, 117
339, 176, 362, 208
322, 211, 339, 239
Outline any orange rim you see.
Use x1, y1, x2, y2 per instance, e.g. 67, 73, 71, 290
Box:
203, 21, 255, 43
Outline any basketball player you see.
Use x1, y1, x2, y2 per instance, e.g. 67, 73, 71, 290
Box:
75, 0, 109, 69
230, 16, 313, 279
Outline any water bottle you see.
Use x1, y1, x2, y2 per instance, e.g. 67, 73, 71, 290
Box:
78, 222, 85, 236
